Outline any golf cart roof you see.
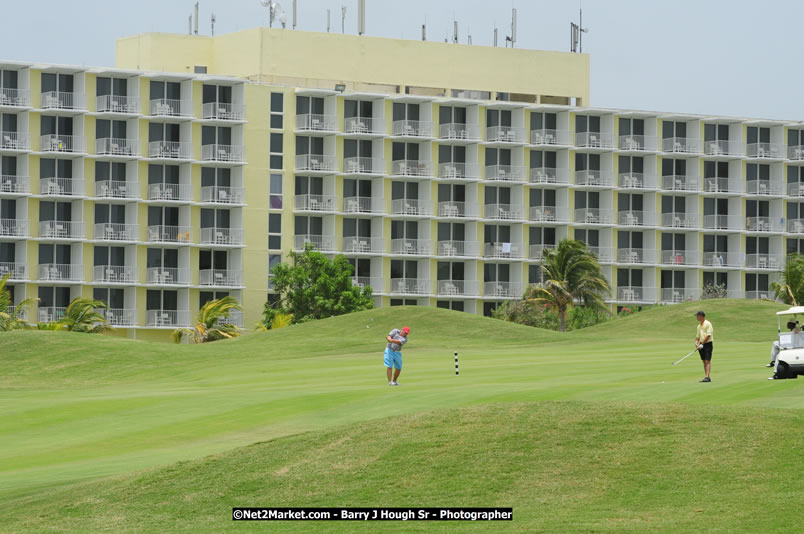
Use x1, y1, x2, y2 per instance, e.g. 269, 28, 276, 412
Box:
776, 306, 804, 316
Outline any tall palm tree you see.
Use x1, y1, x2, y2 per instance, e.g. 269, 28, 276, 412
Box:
770, 254, 804, 305
527, 239, 611, 332
173, 296, 243, 343
0, 274, 37, 331
58, 297, 109, 333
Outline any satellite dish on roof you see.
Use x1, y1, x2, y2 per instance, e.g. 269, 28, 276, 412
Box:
260, 0, 283, 27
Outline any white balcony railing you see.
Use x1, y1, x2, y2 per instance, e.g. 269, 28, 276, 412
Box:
745, 180, 782, 196
98, 308, 137, 327
217, 310, 244, 328
200, 227, 244, 246
95, 180, 137, 199
295, 113, 337, 132
661, 212, 697, 229
530, 167, 569, 185
390, 238, 431, 255
0, 87, 31, 107
746, 217, 783, 232
344, 117, 384, 135
41, 91, 84, 110
39, 220, 83, 239
617, 248, 656, 264
439, 123, 481, 141
148, 141, 193, 160
703, 177, 734, 193
295, 154, 337, 172
531, 128, 570, 146
94, 223, 139, 242
746, 291, 772, 301
704, 139, 743, 157
294, 194, 336, 212
390, 278, 431, 295
618, 286, 658, 302
392, 120, 433, 138
484, 242, 523, 259
661, 250, 698, 266
618, 210, 648, 226
93, 265, 137, 283
391, 199, 432, 217
485, 203, 523, 220
352, 276, 386, 292
662, 175, 698, 191
529, 206, 569, 223
439, 162, 480, 180
788, 219, 804, 233
575, 170, 615, 187
38, 263, 83, 281
746, 142, 784, 159
343, 157, 386, 175
150, 98, 192, 117
484, 281, 525, 298
146, 225, 192, 244
437, 279, 479, 297
146, 309, 191, 327
619, 135, 655, 151
528, 244, 555, 260
392, 159, 433, 177
95, 138, 138, 157
788, 182, 804, 197
96, 94, 139, 114
437, 240, 479, 257
293, 234, 336, 252
437, 201, 478, 218
201, 144, 246, 163
702, 252, 738, 268
485, 164, 525, 182
0, 174, 29, 194
343, 196, 384, 214
487, 125, 525, 143
200, 185, 244, 204
586, 246, 614, 263
702, 214, 743, 231
0, 218, 28, 237
201, 101, 245, 121
575, 131, 615, 148
0, 131, 30, 150
575, 208, 615, 225
744, 254, 783, 270
662, 137, 700, 154
39, 177, 84, 196
37, 307, 67, 323
343, 236, 384, 254
618, 173, 655, 190
40, 134, 85, 153
788, 145, 804, 161
199, 269, 242, 286
147, 267, 190, 285
0, 262, 26, 280
148, 182, 191, 201
661, 288, 701, 303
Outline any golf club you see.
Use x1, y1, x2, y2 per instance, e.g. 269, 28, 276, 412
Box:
672, 349, 698, 366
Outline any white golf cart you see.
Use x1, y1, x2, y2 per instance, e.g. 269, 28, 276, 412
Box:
773, 306, 804, 379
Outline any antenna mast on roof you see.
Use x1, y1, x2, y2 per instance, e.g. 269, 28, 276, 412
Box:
341, 5, 346, 33
422, 24, 426, 41
292, 0, 297, 29
327, 9, 331, 32
570, 8, 589, 52
505, 8, 516, 48
188, 14, 192, 35
453, 21, 458, 43
494, 27, 498, 47
194, 2, 199, 35
211, 13, 216, 36
358, 0, 365, 35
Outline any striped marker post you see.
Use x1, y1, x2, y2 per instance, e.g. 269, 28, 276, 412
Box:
454, 352, 459, 375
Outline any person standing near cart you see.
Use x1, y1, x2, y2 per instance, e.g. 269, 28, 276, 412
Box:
694, 311, 713, 383
384, 326, 409, 386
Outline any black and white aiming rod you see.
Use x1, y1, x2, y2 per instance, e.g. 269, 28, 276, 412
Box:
454, 352, 459, 375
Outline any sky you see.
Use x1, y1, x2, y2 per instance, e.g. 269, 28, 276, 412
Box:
1, 0, 802, 120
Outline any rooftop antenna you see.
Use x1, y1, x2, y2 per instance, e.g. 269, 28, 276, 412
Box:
211, 13, 216, 36
358, 0, 365, 35
341, 5, 346, 33
494, 27, 498, 47
571, 8, 589, 52
422, 24, 426, 41
260, 0, 283, 28
468, 32, 472, 45
327, 8, 331, 32
292, 0, 297, 29
453, 20, 458, 44
188, 13, 192, 35
505, 8, 516, 48
194, 2, 199, 35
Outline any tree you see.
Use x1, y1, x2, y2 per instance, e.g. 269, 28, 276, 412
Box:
771, 254, 804, 305
59, 297, 110, 333
255, 311, 293, 331
264, 246, 373, 325
173, 296, 243, 344
526, 239, 611, 332
0, 274, 37, 331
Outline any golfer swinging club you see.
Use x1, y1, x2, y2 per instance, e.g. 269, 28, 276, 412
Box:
694, 310, 713, 383
384, 326, 410, 386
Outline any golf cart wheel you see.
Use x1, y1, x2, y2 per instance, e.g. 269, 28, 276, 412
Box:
776, 363, 791, 379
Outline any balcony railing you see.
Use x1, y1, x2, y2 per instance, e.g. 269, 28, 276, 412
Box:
295, 113, 337, 132
437, 240, 479, 257
484, 242, 523, 259
343, 196, 385, 214
704, 139, 743, 157
702, 214, 743, 231
148, 141, 193, 160
662, 137, 700, 154
485, 164, 525, 182
746, 142, 784, 159
344, 117, 384, 135
201, 102, 245, 121
661, 175, 698, 191
745, 217, 782, 232
439, 162, 480, 180
484, 281, 525, 299
617, 248, 656, 264
575, 208, 615, 225
619, 135, 655, 151
38, 263, 83, 282
487, 125, 525, 143
217, 310, 244, 328
294, 194, 336, 212
437, 201, 478, 218
575, 169, 615, 187
531, 128, 570, 146
200, 185, 244, 204
618, 173, 655, 190
95, 138, 138, 157
788, 145, 804, 161
94, 223, 139, 242
788, 182, 804, 197
439, 123, 481, 141
390, 238, 431, 256
530, 167, 569, 185
437, 279, 478, 297
788, 219, 804, 233
587, 246, 614, 263
200, 227, 244, 246
575, 131, 615, 148
146, 225, 192, 244
96, 95, 139, 114
39, 177, 84, 196
39, 220, 83, 239
0, 262, 26, 280
293, 234, 336, 252
701, 252, 737, 268
352, 276, 385, 292
618, 286, 658, 302
0, 87, 30, 107
704, 177, 736, 193
660, 212, 697, 228
745, 291, 772, 301
98, 308, 137, 327
745, 180, 782, 196
149, 98, 192, 117
38, 306, 67, 323
743, 254, 783, 270
148, 182, 191, 201
93, 265, 137, 283
618, 210, 649, 226
343, 156, 386, 175
146, 309, 191, 327
0, 174, 29, 194
1, 131, 30, 151
390, 278, 431, 295
661, 288, 701, 303
392, 120, 433, 138
391, 198, 432, 216
528, 244, 555, 260
41, 91, 84, 110
295, 154, 337, 173
201, 144, 246, 163
40, 134, 85, 153
485, 203, 522, 220
0, 218, 28, 237
343, 236, 384, 254
392, 159, 433, 177
529, 206, 568, 223
146, 267, 190, 285
199, 269, 242, 286
661, 250, 698, 266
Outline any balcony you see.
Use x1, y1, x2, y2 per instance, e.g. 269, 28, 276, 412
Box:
704, 140, 743, 157
788, 219, 804, 234
484, 281, 525, 299
485, 164, 525, 182
437, 201, 478, 218
788, 145, 804, 161
575, 169, 615, 187
529, 244, 555, 260
661, 288, 701, 303
788, 182, 804, 197
392, 159, 433, 177
295, 113, 337, 132
745, 291, 771, 301
0, 174, 30, 194
391, 198, 432, 217
390, 238, 431, 256
147, 267, 190, 285
661, 137, 700, 154
438, 162, 480, 180
98, 308, 137, 327
437, 240, 479, 257
293, 234, 336, 252
702, 252, 738, 268
575, 131, 615, 149
200, 227, 244, 246
39, 220, 83, 239
0, 262, 26, 280
38, 263, 83, 282
149, 99, 192, 118
0, 218, 28, 237
484, 242, 523, 259
37, 306, 66, 323
531, 128, 570, 146
745, 217, 782, 232
618, 173, 655, 190
702, 214, 743, 231
1, 131, 30, 151
0, 87, 30, 107
529, 206, 568, 223
294, 194, 336, 212
218, 310, 244, 328
617, 248, 655, 264
295, 154, 337, 173
487, 126, 525, 144
392, 120, 433, 138
202, 102, 245, 121
40, 134, 85, 153
93, 265, 137, 283
618, 286, 658, 303
146, 309, 191, 327
199, 269, 242, 286
485, 203, 522, 220
352, 276, 385, 292
146, 225, 192, 244
344, 117, 384, 135
660, 250, 698, 266
746, 142, 784, 159
745, 180, 782, 196
200, 185, 244, 204
619, 135, 655, 151
390, 278, 431, 295
439, 123, 481, 141
661, 175, 697, 192
39, 177, 84, 197
575, 208, 615, 225
148, 141, 192, 160
587, 246, 614, 263
436, 279, 478, 297
95, 138, 138, 157
94, 223, 139, 242
40, 91, 84, 110
530, 167, 569, 185
660, 212, 697, 229
201, 144, 246, 164
343, 156, 386, 175
704, 177, 738, 194
618, 210, 650, 227
148, 182, 191, 202
96, 95, 139, 114
343, 236, 384, 254
343, 196, 385, 214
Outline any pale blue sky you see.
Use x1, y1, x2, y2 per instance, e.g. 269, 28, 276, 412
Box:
1, 0, 801, 120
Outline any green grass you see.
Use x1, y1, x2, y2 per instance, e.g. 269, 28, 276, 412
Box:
1, 299, 802, 532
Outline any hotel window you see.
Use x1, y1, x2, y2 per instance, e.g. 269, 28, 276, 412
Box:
662, 120, 687, 140
268, 254, 281, 289
745, 273, 769, 297
200, 291, 229, 308
436, 300, 464, 311
268, 214, 281, 250
528, 265, 543, 285
787, 238, 804, 255
391, 299, 418, 306
269, 174, 283, 209
270, 92, 283, 129
702, 271, 728, 289
270, 133, 283, 170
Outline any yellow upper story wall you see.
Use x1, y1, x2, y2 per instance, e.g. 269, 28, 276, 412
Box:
116, 28, 590, 104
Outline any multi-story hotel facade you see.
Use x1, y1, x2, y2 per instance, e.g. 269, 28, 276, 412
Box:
0, 28, 796, 338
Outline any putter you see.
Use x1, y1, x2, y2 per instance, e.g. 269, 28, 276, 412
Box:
672, 349, 698, 366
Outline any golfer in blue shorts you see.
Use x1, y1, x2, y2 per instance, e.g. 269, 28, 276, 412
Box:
384, 326, 409, 386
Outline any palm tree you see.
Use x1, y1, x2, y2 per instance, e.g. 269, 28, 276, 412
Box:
173, 296, 243, 343
58, 297, 109, 333
527, 240, 611, 332
0, 274, 37, 331
770, 254, 804, 305
255, 311, 293, 331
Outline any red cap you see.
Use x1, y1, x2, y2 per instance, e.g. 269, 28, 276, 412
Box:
401, 326, 410, 335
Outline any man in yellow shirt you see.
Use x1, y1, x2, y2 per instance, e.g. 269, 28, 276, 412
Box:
694, 310, 713, 383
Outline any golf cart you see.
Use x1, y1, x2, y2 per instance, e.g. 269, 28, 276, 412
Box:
773, 306, 804, 379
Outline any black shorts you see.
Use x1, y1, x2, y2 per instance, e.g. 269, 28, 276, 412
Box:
699, 342, 713, 361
